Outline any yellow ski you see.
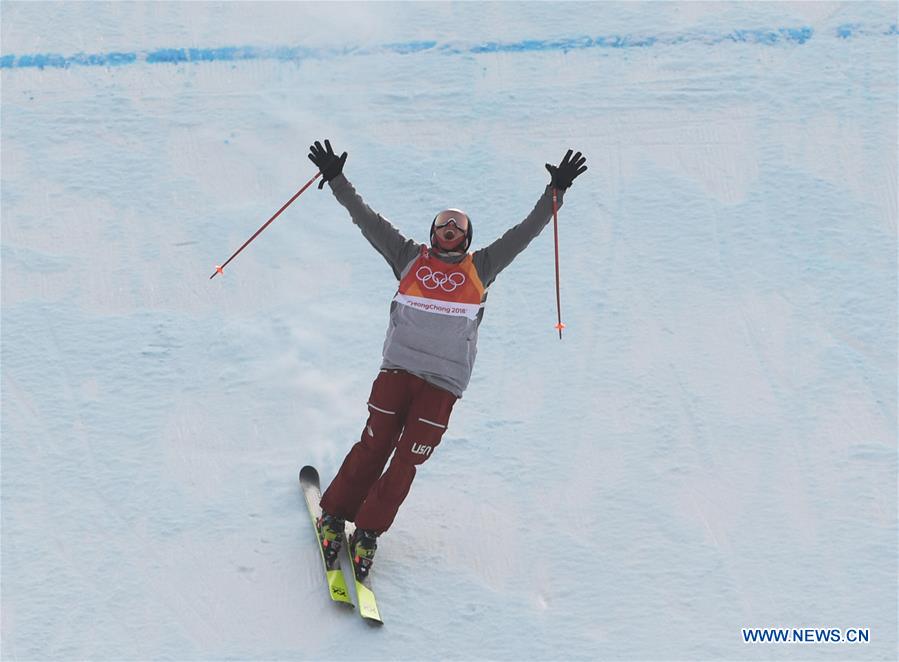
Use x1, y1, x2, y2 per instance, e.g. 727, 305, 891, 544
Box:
299, 466, 354, 607
345, 522, 384, 625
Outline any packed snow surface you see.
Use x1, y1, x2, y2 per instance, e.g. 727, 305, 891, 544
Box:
2, 2, 896, 659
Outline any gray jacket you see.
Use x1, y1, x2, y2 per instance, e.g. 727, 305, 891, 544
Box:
329, 173, 565, 397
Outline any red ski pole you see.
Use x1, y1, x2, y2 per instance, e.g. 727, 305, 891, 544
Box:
552, 187, 565, 339
210, 171, 322, 279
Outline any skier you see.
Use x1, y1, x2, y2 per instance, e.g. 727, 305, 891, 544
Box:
307, 139, 587, 580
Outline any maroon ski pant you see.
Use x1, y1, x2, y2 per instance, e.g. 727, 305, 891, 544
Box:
320, 369, 458, 534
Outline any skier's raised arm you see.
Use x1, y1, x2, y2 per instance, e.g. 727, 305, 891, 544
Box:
473, 149, 587, 287
308, 139, 419, 279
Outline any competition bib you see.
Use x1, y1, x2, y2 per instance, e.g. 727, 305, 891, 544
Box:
393, 247, 486, 320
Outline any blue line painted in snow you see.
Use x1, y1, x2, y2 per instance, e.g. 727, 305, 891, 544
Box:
1, 24, 894, 70
144, 45, 317, 64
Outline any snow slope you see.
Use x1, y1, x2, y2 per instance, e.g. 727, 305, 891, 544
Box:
2, 2, 896, 659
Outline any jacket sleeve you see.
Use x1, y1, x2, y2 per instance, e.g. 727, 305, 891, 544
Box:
328, 173, 420, 280
472, 185, 565, 287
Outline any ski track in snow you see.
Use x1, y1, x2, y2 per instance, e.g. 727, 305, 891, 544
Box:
2, 1, 896, 660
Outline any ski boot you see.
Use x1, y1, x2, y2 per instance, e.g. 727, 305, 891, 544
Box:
348, 528, 378, 581
316, 511, 346, 567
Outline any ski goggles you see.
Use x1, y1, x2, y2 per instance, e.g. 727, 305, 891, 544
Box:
433, 210, 469, 232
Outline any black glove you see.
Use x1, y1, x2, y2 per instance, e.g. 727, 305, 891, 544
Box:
308, 139, 348, 189
545, 149, 587, 190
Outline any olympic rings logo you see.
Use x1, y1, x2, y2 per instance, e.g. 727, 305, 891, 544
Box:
416, 266, 466, 292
